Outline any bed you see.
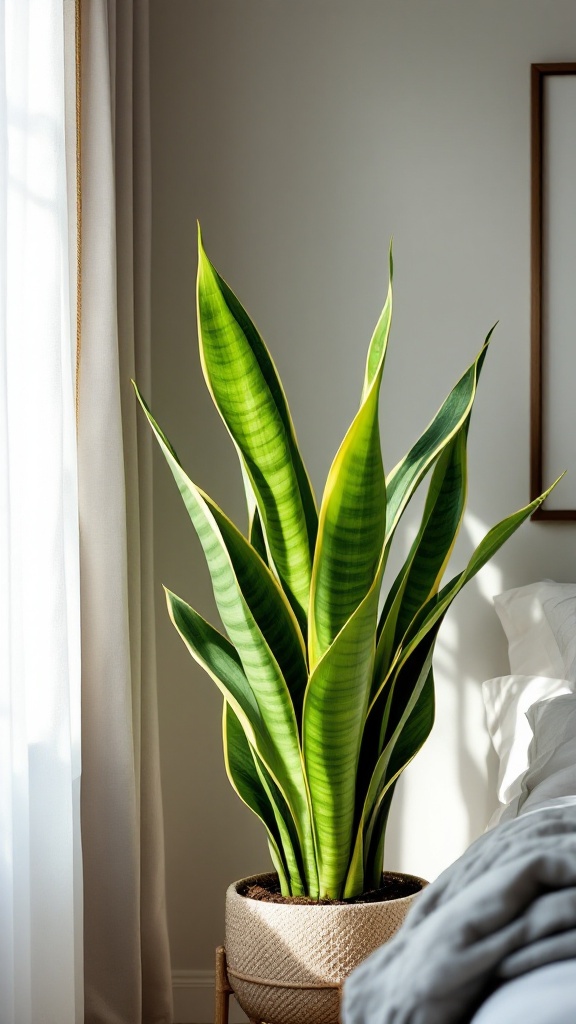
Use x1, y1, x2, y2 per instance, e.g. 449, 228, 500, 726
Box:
342, 581, 576, 1024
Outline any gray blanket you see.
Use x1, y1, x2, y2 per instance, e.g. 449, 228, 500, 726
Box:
342, 804, 576, 1024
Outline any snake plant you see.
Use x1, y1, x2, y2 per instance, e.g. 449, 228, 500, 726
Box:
135, 228, 557, 900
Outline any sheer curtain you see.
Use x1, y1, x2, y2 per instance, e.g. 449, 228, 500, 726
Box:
77, 2, 173, 1021
0, 2, 83, 1023
0, 0, 172, 1021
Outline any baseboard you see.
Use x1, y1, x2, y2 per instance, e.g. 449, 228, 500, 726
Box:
172, 969, 247, 1024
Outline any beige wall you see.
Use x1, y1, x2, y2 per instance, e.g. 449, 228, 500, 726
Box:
149, 2, 576, 1018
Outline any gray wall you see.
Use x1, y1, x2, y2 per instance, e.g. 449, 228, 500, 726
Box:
149, 2, 576, 1018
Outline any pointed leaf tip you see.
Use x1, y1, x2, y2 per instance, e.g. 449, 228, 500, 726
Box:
196, 227, 217, 288
541, 471, 566, 503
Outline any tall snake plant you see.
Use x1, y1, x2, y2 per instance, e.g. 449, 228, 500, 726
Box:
135, 229, 557, 900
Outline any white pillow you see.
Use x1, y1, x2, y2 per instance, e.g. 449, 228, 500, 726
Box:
482, 674, 573, 807
518, 692, 576, 813
493, 581, 576, 681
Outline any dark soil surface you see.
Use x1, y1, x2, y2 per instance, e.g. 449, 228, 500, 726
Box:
240, 873, 422, 905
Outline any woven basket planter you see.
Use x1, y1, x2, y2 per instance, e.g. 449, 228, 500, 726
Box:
225, 871, 426, 1024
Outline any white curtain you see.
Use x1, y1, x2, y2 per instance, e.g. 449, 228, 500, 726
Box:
0, 1, 172, 1021
0, 2, 83, 1023
77, 2, 173, 1021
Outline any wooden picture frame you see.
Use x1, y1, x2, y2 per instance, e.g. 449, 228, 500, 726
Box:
530, 62, 576, 520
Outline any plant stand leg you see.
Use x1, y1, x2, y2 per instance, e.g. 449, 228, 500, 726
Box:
215, 946, 263, 1024
215, 946, 233, 1024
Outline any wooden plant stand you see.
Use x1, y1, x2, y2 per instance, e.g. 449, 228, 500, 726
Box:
216, 945, 270, 1024
215, 947, 236, 1024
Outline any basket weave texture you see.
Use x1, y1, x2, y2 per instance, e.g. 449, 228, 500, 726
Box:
225, 871, 426, 1024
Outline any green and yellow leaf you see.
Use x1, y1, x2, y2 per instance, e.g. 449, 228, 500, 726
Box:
197, 231, 317, 631
309, 260, 392, 667
375, 427, 468, 689
133, 382, 308, 718
303, 575, 382, 897
383, 330, 493, 551
166, 591, 317, 893
224, 704, 306, 895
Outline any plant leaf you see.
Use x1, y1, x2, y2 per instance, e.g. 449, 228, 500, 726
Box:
241, 462, 268, 564
308, 264, 392, 667
249, 507, 268, 564
165, 595, 273, 776
363, 667, 435, 889
133, 381, 308, 720
344, 636, 436, 897
223, 703, 306, 896
383, 331, 493, 555
348, 478, 561, 897
303, 569, 383, 898
374, 427, 468, 690
362, 246, 393, 399
365, 646, 437, 858
373, 477, 563, 719
136, 383, 315, 866
223, 702, 289, 891
393, 431, 468, 637
197, 230, 317, 630
166, 590, 317, 893
165, 595, 305, 893
362, 784, 397, 892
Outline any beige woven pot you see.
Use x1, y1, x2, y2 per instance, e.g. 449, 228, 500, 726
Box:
225, 871, 426, 1024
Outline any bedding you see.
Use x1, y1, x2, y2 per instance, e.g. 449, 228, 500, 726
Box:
493, 581, 576, 681
342, 693, 576, 1024
505, 692, 576, 819
468, 960, 576, 1024
481, 673, 573, 809
342, 802, 576, 1024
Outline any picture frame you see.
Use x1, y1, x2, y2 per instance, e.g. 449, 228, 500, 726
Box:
530, 62, 576, 520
